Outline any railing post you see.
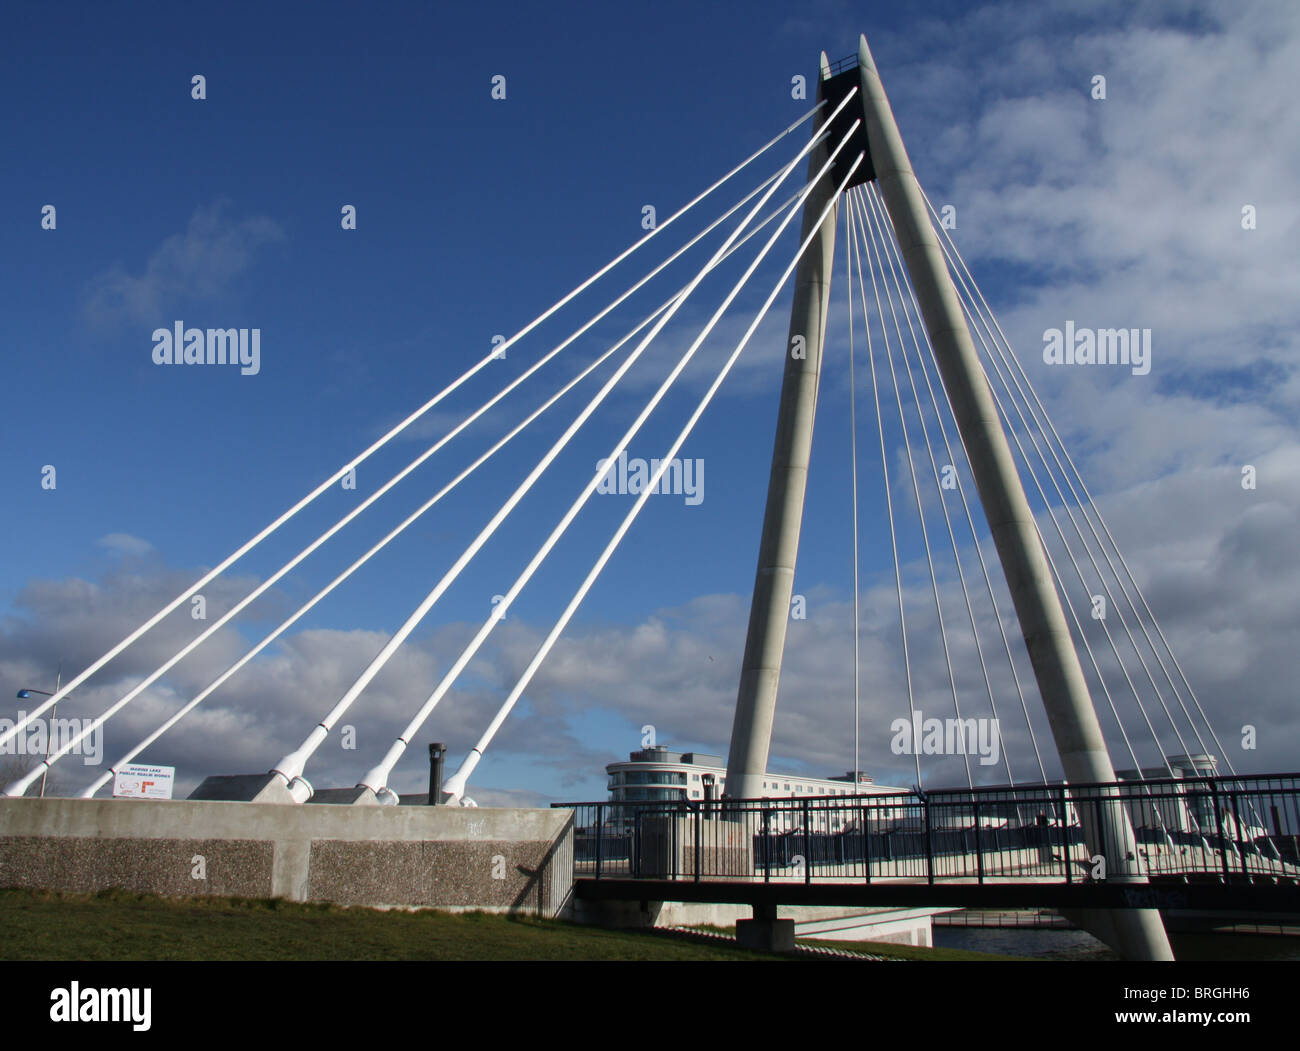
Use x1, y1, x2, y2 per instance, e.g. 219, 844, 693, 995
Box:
973, 795, 984, 885
803, 798, 812, 885
923, 793, 934, 886
694, 800, 701, 883
1229, 788, 1250, 879
1059, 786, 1071, 884
1210, 778, 1232, 882
633, 808, 642, 879
763, 805, 771, 884
595, 803, 604, 881
861, 805, 871, 884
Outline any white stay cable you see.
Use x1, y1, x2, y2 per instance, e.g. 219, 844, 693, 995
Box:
921, 191, 1223, 771
0, 107, 821, 757
845, 200, 862, 787
6, 164, 817, 797
942, 276, 1156, 779
75, 191, 804, 798
358, 127, 864, 799
272, 99, 863, 801
863, 184, 1046, 783
845, 180, 922, 792
924, 217, 1179, 777
853, 187, 973, 790
859, 185, 1016, 786
441, 161, 866, 804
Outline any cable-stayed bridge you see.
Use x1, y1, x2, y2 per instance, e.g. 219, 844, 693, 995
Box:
3, 34, 1296, 960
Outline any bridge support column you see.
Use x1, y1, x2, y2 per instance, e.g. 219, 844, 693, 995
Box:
854, 32, 1172, 962
725, 54, 840, 803
736, 904, 796, 953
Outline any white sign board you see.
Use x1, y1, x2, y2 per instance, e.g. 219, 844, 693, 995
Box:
113, 764, 175, 800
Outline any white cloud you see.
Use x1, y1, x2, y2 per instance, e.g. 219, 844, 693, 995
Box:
82, 202, 284, 326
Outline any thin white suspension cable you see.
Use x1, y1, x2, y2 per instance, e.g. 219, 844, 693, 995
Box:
858, 185, 1017, 786
76, 193, 805, 799
853, 188, 973, 789
932, 236, 1246, 856
929, 236, 1198, 768
954, 333, 1187, 838
922, 221, 1180, 778
272, 99, 865, 801
846, 180, 921, 792
0, 108, 823, 757
358, 127, 864, 799
442, 161, 866, 803
7, 169, 817, 797
860, 187, 1046, 786
920, 190, 1225, 771
844, 201, 862, 788
935, 273, 1156, 780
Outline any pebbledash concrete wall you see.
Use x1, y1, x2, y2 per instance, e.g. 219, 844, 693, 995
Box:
0, 797, 574, 917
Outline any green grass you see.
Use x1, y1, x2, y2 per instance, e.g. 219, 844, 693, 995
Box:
0, 888, 1032, 961
0, 888, 792, 961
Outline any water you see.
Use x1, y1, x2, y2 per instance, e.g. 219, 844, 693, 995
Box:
933, 926, 1300, 960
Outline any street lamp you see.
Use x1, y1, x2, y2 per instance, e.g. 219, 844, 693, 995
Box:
15, 661, 61, 798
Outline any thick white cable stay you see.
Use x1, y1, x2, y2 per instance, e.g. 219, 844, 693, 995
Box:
859, 183, 1047, 784
845, 181, 922, 792
75, 193, 805, 798
10, 161, 816, 796
441, 159, 866, 804
857, 185, 1018, 787
922, 191, 1227, 773
358, 127, 865, 800
852, 186, 973, 789
844, 203, 862, 787
924, 217, 1186, 777
272, 97, 864, 802
0, 108, 821, 759
10, 177, 813, 798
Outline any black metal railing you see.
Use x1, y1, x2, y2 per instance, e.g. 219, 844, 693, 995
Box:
556, 774, 1300, 886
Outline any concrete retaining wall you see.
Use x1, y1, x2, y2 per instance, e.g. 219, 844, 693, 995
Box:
0, 798, 574, 917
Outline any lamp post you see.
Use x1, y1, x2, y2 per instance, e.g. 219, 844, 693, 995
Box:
16, 661, 61, 798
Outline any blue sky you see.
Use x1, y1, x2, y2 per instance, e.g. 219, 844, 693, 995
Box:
3, 0, 1298, 803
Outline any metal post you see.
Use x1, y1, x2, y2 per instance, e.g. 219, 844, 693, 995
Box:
694, 801, 701, 883
725, 53, 841, 803
1060, 786, 1072, 884
39, 663, 61, 799
427, 742, 445, 804
763, 805, 771, 884
924, 794, 934, 885
1210, 778, 1231, 882
1230, 789, 1249, 878
795, 801, 806, 884
855, 32, 1171, 961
